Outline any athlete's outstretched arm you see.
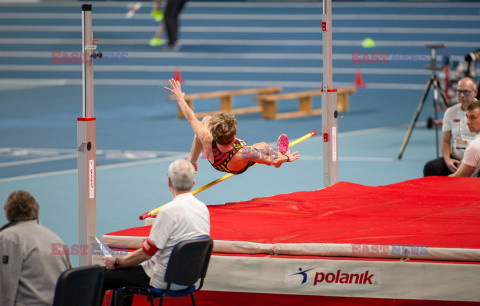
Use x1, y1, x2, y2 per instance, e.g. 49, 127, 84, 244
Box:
165, 79, 213, 147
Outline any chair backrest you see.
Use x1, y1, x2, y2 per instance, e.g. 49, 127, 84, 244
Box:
52, 265, 104, 306
164, 236, 214, 288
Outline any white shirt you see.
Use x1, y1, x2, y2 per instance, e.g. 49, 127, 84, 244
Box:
442, 103, 476, 160
462, 134, 480, 177
141, 193, 210, 289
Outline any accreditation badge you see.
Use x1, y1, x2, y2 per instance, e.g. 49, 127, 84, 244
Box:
455, 139, 468, 151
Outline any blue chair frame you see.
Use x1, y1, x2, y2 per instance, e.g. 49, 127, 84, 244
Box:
114, 236, 213, 306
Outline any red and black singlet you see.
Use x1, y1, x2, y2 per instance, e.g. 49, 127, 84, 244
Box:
210, 139, 255, 174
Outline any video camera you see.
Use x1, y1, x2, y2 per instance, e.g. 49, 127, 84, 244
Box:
438, 48, 480, 104
465, 49, 480, 63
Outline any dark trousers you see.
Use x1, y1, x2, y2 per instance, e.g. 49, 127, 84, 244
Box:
103, 266, 150, 306
423, 157, 453, 177
164, 0, 188, 47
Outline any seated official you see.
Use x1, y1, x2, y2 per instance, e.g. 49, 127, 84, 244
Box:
102, 159, 210, 305
0, 190, 72, 306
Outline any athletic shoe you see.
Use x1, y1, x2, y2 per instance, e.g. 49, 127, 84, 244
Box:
275, 134, 289, 168
276, 134, 289, 154
151, 9, 164, 22
149, 37, 164, 47
163, 43, 181, 52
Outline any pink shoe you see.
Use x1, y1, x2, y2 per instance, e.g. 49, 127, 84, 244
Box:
276, 134, 289, 154
275, 134, 289, 168
184, 158, 198, 173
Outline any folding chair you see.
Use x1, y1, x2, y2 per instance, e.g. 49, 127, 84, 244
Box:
53, 265, 105, 306
114, 236, 213, 306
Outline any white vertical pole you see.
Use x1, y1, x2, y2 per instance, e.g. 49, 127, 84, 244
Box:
78, 4, 96, 266
321, 0, 338, 186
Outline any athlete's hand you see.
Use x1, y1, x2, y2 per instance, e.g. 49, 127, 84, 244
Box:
164, 78, 186, 101
284, 150, 300, 162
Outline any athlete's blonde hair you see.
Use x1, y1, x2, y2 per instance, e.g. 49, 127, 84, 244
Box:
209, 113, 238, 145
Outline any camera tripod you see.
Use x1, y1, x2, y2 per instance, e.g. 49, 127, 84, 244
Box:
397, 43, 448, 160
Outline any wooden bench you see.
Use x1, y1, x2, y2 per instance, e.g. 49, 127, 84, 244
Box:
177, 87, 283, 118
258, 87, 356, 119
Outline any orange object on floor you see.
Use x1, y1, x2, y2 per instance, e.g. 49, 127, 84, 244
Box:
355, 69, 365, 88
173, 66, 183, 84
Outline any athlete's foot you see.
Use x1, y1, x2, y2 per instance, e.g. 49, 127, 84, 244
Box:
275, 134, 289, 168
277, 134, 289, 154
149, 37, 164, 47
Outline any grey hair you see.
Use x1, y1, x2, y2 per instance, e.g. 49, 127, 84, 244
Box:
168, 159, 195, 191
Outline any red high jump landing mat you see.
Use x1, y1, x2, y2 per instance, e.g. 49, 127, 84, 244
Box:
101, 177, 480, 305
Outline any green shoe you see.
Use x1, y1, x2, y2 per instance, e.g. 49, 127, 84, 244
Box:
149, 37, 164, 47
151, 9, 164, 22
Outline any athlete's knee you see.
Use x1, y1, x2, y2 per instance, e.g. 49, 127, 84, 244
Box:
253, 142, 269, 150
251, 142, 272, 157
423, 160, 436, 177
